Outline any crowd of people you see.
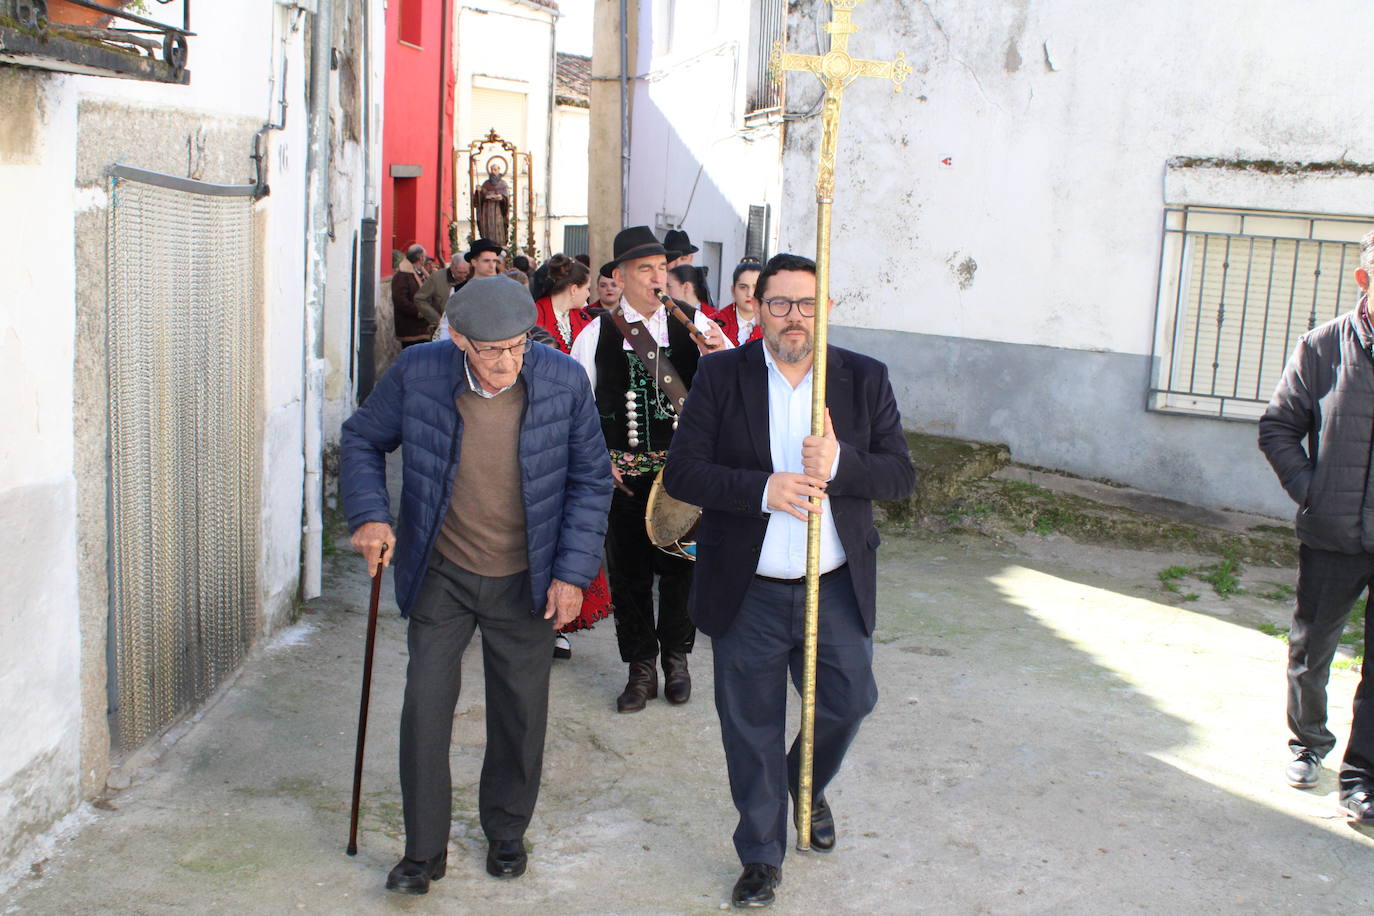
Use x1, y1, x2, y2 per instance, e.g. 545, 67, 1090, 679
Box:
349, 224, 912, 907
350, 224, 1374, 906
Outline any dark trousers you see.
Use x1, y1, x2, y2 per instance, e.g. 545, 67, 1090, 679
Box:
399, 555, 553, 859
711, 567, 878, 867
1289, 545, 1374, 793
605, 472, 695, 663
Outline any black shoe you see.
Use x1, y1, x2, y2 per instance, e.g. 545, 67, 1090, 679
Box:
1286, 749, 1322, 789
385, 850, 447, 895
790, 789, 836, 852
616, 658, 658, 713
553, 634, 571, 660
1343, 788, 1374, 824
662, 651, 691, 704
486, 838, 527, 879
731, 863, 781, 908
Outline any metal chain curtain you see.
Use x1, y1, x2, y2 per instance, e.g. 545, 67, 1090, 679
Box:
106, 168, 260, 750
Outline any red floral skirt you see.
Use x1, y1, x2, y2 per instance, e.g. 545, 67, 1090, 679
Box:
560, 566, 613, 633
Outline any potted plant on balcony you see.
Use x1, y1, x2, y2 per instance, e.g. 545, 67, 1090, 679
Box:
45, 0, 144, 29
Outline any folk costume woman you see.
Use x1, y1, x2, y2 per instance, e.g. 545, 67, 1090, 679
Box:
533, 254, 612, 657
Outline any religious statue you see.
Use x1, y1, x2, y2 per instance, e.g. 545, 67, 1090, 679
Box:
475, 158, 511, 246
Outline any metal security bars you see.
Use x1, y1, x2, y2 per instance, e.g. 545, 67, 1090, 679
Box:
748, 0, 785, 113
106, 165, 260, 750
1149, 206, 1374, 421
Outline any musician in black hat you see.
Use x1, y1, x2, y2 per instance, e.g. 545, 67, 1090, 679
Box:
664, 228, 699, 269
569, 226, 729, 712
341, 275, 612, 893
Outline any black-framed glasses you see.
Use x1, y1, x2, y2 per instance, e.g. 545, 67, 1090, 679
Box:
761, 297, 817, 318
472, 340, 528, 360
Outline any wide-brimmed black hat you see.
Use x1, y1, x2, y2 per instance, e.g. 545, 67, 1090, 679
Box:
610, 226, 670, 268
598, 260, 617, 279
465, 238, 505, 261
663, 228, 699, 257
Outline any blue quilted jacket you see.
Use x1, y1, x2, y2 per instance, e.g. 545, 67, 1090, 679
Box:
339, 340, 613, 617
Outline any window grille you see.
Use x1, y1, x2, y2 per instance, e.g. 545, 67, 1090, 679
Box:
747, 0, 785, 113
562, 224, 589, 257
1149, 206, 1374, 421
745, 204, 770, 262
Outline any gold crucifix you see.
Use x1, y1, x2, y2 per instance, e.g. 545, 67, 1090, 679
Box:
769, 0, 911, 853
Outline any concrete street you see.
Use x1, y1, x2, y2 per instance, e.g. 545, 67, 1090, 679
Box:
4, 516, 1372, 914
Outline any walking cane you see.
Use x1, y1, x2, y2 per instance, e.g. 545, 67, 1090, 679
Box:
347, 543, 387, 856
771, 1, 911, 850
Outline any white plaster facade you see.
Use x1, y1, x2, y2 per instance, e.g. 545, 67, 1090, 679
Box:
452, 0, 565, 256
549, 61, 591, 254
625, 0, 784, 302
0, 0, 383, 881
773, 1, 1374, 518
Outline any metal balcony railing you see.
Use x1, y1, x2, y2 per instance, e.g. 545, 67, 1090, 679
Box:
1, 0, 193, 84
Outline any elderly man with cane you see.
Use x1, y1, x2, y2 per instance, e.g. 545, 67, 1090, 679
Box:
340, 275, 612, 894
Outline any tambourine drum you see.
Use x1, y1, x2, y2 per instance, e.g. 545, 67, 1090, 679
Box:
644, 467, 701, 561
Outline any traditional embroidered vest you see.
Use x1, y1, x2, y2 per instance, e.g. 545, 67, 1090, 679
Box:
592, 307, 701, 452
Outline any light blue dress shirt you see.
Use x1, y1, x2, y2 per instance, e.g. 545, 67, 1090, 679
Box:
755, 345, 846, 579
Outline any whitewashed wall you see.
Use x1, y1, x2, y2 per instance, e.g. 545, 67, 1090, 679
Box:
626, 0, 784, 302
548, 101, 590, 253
0, 69, 85, 890
0, 0, 380, 881
779, 0, 1374, 517
454, 0, 556, 254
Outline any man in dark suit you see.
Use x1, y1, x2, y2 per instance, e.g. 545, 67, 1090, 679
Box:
664, 253, 914, 908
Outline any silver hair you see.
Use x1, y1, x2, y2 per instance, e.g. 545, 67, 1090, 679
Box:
1362, 230, 1374, 273
406, 244, 426, 262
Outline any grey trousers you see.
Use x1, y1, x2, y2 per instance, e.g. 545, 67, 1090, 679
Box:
399, 555, 553, 859
1289, 545, 1374, 793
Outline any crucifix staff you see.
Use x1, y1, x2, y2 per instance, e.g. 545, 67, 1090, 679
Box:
770, 0, 911, 852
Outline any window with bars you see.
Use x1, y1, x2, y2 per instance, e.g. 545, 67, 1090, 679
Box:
1149, 206, 1374, 420
747, 0, 785, 113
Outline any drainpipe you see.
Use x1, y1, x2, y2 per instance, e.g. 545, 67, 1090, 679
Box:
436, 0, 453, 258
356, 0, 378, 402
619, 0, 629, 225
302, 0, 334, 601
544, 9, 556, 256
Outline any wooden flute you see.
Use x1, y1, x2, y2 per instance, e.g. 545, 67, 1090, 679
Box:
654, 289, 714, 349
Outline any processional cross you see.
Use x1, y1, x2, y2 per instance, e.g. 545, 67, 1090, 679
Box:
770, 0, 911, 851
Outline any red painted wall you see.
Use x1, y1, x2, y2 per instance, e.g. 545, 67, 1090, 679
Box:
381, 0, 455, 276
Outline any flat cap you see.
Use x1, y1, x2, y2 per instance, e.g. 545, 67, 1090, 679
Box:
445, 275, 537, 342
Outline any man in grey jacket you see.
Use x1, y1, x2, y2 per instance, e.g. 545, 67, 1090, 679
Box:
1258, 229, 1374, 824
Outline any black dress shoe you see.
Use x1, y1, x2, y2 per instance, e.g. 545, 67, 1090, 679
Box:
1343, 788, 1374, 824
790, 790, 836, 851
662, 651, 691, 704
731, 862, 781, 908
486, 838, 528, 879
616, 658, 658, 713
385, 850, 447, 894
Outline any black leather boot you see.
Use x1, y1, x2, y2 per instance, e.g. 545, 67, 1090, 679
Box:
615, 658, 658, 712
662, 650, 691, 704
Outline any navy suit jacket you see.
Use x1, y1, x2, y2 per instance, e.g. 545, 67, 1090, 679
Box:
663, 340, 915, 638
